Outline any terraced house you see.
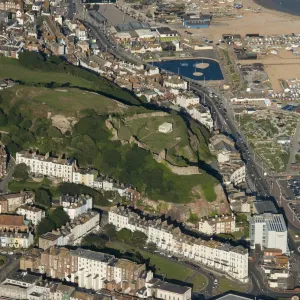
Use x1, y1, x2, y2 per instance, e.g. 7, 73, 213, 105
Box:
108, 206, 249, 283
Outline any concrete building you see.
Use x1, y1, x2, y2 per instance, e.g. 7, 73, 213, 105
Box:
0, 0, 23, 11
0, 271, 41, 299
158, 122, 173, 133
16, 151, 77, 182
198, 215, 237, 235
60, 194, 93, 219
17, 204, 45, 225
250, 213, 288, 254
108, 206, 249, 283
0, 191, 34, 213
163, 76, 188, 90
176, 92, 199, 108
39, 211, 99, 250
231, 97, 271, 106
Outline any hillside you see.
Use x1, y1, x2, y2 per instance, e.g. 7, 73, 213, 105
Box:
0, 53, 221, 205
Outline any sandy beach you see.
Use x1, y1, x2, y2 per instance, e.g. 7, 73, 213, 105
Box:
180, 0, 300, 40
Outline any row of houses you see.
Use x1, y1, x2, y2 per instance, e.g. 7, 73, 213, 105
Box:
108, 206, 249, 283
16, 151, 141, 202
20, 247, 192, 300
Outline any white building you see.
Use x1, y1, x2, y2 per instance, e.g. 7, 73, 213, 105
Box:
39, 211, 99, 250
147, 278, 191, 300
176, 92, 199, 108
250, 213, 288, 254
230, 164, 246, 186
187, 104, 213, 131
92, 177, 114, 191
108, 206, 249, 283
198, 215, 237, 235
17, 204, 45, 225
158, 122, 173, 133
60, 194, 93, 220
16, 151, 77, 182
163, 76, 188, 90
231, 97, 271, 106
72, 169, 97, 187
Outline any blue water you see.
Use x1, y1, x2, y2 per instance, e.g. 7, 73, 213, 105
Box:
254, 0, 300, 16
152, 59, 224, 81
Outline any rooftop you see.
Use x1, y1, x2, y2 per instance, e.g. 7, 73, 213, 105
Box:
71, 248, 114, 263
151, 279, 190, 294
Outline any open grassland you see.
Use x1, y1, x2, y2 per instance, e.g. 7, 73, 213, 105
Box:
0, 86, 124, 118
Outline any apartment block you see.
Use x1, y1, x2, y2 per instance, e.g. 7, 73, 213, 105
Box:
0, 0, 23, 11
38, 211, 99, 250
60, 194, 93, 219
108, 206, 249, 283
0, 191, 34, 213
0, 230, 33, 248
17, 204, 45, 225
198, 215, 237, 235
72, 168, 98, 187
16, 151, 77, 182
250, 213, 288, 254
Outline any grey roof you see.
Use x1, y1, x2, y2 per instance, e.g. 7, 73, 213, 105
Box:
251, 213, 287, 232
151, 279, 190, 294
115, 22, 150, 32
214, 294, 254, 300
71, 248, 114, 263
89, 10, 107, 23
253, 200, 278, 214
7, 271, 40, 284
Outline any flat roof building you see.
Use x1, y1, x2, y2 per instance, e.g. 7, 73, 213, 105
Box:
250, 213, 288, 254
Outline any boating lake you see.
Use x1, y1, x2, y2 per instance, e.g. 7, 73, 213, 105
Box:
152, 58, 224, 81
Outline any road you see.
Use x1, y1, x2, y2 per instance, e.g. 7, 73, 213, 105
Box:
0, 155, 15, 193
287, 118, 300, 171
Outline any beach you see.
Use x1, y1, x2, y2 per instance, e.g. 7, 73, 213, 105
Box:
179, 0, 300, 40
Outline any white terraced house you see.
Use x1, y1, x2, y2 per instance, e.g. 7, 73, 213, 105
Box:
16, 151, 77, 182
108, 206, 249, 283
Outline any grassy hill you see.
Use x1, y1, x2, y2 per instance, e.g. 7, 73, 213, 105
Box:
0, 54, 218, 204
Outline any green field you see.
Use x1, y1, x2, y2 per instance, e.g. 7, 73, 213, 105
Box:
217, 278, 249, 294
107, 241, 207, 291
113, 113, 198, 166
0, 86, 123, 118
0, 57, 95, 89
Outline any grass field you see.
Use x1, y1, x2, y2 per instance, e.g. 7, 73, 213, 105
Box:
9, 178, 60, 199
0, 86, 124, 118
107, 241, 207, 291
113, 114, 198, 166
217, 278, 249, 294
0, 57, 95, 89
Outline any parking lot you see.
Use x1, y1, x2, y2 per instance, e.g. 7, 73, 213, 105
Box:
284, 178, 300, 200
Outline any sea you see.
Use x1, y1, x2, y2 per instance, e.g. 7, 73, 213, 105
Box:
254, 0, 300, 16
152, 58, 224, 81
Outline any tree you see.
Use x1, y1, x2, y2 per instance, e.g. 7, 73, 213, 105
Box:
103, 224, 117, 241
131, 230, 147, 248
82, 234, 108, 249
147, 242, 157, 253
36, 218, 55, 236
116, 228, 132, 243
49, 207, 70, 228
47, 126, 62, 138
13, 163, 29, 181
35, 188, 52, 207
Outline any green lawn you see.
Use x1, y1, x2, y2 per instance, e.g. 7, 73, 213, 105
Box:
217, 278, 249, 294
1, 86, 123, 117
107, 241, 207, 291
0, 57, 95, 89
9, 178, 60, 199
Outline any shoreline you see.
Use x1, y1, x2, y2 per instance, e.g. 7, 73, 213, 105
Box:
253, 0, 300, 17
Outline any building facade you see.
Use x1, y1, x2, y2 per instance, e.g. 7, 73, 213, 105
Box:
0, 191, 34, 213
198, 215, 237, 235
250, 213, 288, 254
16, 151, 77, 182
108, 206, 249, 283
60, 194, 93, 219
17, 204, 45, 225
